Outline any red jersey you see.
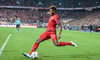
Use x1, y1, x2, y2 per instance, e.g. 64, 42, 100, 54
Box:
46, 14, 61, 32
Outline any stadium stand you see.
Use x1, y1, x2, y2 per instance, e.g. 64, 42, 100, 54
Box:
0, 0, 100, 8
0, 0, 100, 32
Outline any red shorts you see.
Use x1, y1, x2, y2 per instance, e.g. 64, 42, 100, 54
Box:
40, 31, 57, 42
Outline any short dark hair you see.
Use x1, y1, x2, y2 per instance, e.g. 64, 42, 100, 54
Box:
49, 5, 57, 11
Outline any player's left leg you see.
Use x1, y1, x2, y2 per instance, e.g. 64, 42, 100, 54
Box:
53, 40, 77, 47
17, 25, 20, 32
19, 24, 21, 29
16, 25, 19, 32
50, 33, 77, 47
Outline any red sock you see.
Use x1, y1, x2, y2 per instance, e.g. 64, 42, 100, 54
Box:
59, 42, 72, 46
29, 42, 39, 55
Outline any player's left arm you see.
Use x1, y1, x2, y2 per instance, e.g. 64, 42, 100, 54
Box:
55, 16, 62, 39
58, 24, 62, 39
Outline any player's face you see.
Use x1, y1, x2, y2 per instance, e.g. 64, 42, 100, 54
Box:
49, 9, 55, 15
17, 18, 20, 20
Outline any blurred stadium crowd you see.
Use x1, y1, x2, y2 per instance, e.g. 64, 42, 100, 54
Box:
0, 0, 100, 7
0, 0, 100, 32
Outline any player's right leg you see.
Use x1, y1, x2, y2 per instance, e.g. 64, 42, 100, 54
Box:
29, 37, 43, 55
23, 31, 50, 58
23, 37, 42, 58
29, 32, 50, 55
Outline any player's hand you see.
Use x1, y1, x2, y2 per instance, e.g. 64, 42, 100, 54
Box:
57, 35, 61, 40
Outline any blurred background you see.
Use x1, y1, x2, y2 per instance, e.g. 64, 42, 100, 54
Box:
0, 0, 100, 32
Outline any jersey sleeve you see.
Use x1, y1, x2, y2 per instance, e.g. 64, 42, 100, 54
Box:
54, 16, 61, 24
16, 20, 17, 23
20, 20, 21, 23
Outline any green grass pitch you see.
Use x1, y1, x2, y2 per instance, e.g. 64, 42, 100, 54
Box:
0, 27, 100, 60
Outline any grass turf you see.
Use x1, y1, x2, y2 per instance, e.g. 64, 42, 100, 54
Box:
0, 27, 100, 60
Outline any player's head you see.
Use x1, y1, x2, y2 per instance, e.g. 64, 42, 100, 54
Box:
17, 18, 20, 20
48, 5, 57, 15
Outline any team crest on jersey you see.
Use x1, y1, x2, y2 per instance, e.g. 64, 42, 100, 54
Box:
52, 17, 54, 19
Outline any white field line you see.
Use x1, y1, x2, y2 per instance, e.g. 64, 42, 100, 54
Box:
0, 34, 12, 56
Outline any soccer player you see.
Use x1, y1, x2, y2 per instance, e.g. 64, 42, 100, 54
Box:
16, 18, 21, 32
23, 5, 77, 58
